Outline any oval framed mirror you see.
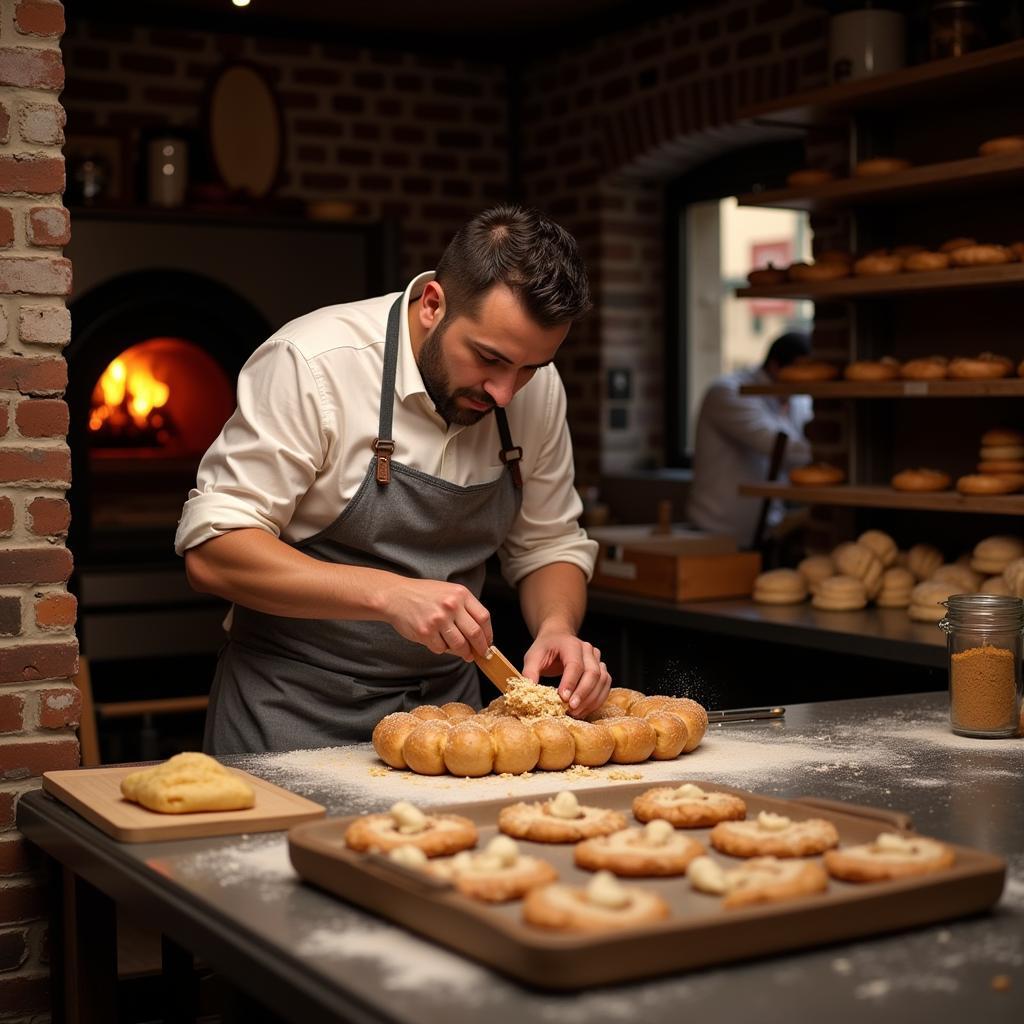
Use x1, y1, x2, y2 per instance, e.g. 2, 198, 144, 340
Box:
206, 62, 284, 199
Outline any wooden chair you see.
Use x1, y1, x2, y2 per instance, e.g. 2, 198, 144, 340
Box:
71, 655, 209, 766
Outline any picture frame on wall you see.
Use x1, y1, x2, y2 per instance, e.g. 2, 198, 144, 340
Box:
66, 132, 132, 206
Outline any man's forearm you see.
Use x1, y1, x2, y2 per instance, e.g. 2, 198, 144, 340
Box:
184, 528, 393, 620
517, 561, 587, 638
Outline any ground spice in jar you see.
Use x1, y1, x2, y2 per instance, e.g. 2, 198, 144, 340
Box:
950, 645, 1018, 733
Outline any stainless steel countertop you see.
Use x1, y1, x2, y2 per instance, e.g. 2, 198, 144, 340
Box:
20, 693, 1024, 1022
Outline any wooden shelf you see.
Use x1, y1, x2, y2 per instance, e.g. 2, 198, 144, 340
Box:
737, 39, 1024, 127
739, 379, 1024, 398
736, 151, 1024, 212
738, 483, 1024, 516
737, 262, 1024, 300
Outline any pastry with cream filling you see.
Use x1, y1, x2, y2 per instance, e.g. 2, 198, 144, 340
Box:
428, 835, 558, 901
688, 854, 828, 908
824, 831, 955, 882
632, 782, 747, 828
344, 800, 477, 856
574, 819, 705, 876
498, 790, 628, 843
522, 870, 670, 932
710, 811, 839, 858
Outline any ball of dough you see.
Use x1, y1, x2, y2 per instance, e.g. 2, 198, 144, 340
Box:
603, 687, 645, 713
443, 720, 495, 777
906, 543, 944, 581
908, 581, 960, 622
628, 695, 677, 718
410, 705, 448, 721
441, 701, 478, 722
605, 717, 657, 764
372, 712, 421, 770
403, 720, 451, 775
120, 752, 255, 814
670, 698, 708, 753
490, 717, 541, 775
858, 529, 898, 568
566, 720, 615, 767
643, 711, 688, 760
797, 554, 835, 593
531, 718, 576, 771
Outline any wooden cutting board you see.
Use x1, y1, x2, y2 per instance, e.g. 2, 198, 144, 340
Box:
42, 764, 325, 843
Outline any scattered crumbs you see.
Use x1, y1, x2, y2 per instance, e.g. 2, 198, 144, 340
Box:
992, 974, 1012, 992
856, 979, 892, 1000
607, 770, 642, 781
369, 766, 390, 777
832, 958, 852, 975
564, 765, 594, 778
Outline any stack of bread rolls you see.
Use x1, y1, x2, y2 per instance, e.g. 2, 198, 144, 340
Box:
752, 531, 1024, 621
372, 688, 708, 778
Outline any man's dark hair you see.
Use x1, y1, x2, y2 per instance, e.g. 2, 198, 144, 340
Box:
434, 204, 592, 328
763, 331, 811, 369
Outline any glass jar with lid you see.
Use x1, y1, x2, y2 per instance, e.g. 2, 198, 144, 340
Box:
938, 594, 1023, 738
929, 0, 988, 59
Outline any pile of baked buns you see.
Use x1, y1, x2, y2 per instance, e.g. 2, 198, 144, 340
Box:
752, 531, 1024, 621
893, 427, 1024, 496
372, 686, 707, 778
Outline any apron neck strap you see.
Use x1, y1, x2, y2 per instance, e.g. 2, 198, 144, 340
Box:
372, 292, 522, 489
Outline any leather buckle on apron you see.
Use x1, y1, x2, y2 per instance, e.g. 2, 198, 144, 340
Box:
499, 445, 523, 489
373, 438, 396, 484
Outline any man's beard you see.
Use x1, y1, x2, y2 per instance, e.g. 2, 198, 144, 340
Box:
418, 322, 496, 426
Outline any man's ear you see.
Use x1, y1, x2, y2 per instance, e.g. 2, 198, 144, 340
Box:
418, 280, 447, 332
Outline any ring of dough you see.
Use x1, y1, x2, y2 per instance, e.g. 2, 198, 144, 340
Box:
633, 786, 747, 828
120, 752, 256, 815
498, 800, 627, 843
522, 882, 670, 932
429, 851, 558, 901
344, 812, 478, 856
574, 827, 706, 876
823, 834, 954, 882
710, 817, 839, 858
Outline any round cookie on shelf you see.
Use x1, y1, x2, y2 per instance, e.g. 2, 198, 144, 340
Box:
949, 353, 1014, 380
930, 563, 983, 593
844, 357, 901, 380
853, 157, 911, 177
786, 168, 835, 188
747, 265, 788, 287
777, 358, 840, 381
811, 574, 868, 612
797, 554, 835, 594
857, 529, 899, 567
979, 135, 1024, 157
969, 535, 1024, 575
980, 575, 1012, 596
786, 262, 849, 283
980, 427, 1024, 448
752, 568, 807, 605
903, 251, 950, 272
956, 473, 1024, 495
938, 237, 977, 253
832, 542, 884, 599
1003, 558, 1024, 597
905, 542, 944, 581
949, 244, 1013, 267
900, 357, 948, 381
853, 253, 903, 276
875, 567, 916, 609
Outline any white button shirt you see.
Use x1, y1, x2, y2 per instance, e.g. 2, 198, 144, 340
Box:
686, 366, 812, 545
174, 272, 597, 586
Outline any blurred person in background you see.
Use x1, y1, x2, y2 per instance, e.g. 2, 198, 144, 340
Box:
687, 331, 812, 546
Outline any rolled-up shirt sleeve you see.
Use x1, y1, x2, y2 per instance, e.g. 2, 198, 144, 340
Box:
174, 338, 329, 554
704, 384, 811, 465
497, 368, 598, 586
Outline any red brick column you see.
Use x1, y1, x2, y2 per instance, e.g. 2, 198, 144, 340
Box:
0, 2, 78, 1017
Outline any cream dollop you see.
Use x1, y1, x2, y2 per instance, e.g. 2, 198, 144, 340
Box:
390, 801, 429, 834
642, 819, 676, 846
388, 844, 428, 868
673, 783, 707, 799
871, 832, 925, 859
586, 869, 631, 909
687, 856, 729, 895
548, 791, 582, 819
757, 811, 792, 832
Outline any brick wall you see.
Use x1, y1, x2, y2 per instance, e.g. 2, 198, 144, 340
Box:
61, 19, 509, 282
518, 0, 835, 480
0, 2, 77, 1016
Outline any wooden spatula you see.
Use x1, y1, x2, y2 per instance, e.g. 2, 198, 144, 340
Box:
472, 645, 522, 694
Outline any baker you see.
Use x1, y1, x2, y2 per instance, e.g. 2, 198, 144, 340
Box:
686, 332, 813, 545
176, 205, 610, 754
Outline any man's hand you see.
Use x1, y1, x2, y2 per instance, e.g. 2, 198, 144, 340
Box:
521, 631, 611, 719
384, 579, 493, 660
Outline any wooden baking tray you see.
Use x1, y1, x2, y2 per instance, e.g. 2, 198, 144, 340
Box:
288, 781, 1006, 990
42, 764, 325, 843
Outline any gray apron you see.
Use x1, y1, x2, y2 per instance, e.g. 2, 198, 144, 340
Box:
204, 295, 523, 754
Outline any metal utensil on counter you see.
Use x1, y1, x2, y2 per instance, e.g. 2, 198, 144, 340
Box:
707, 706, 786, 724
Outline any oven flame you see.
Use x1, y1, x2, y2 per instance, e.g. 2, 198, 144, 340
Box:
89, 353, 172, 441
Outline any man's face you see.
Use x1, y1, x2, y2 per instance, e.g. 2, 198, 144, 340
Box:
417, 284, 569, 426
